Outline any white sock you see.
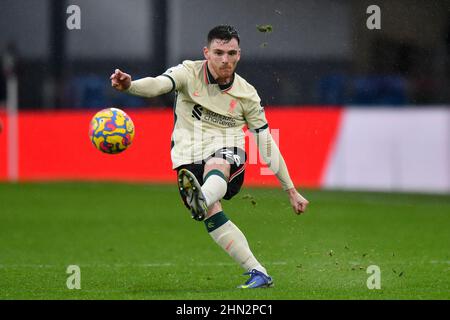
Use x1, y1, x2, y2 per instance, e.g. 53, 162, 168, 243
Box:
201, 172, 227, 207
208, 219, 268, 275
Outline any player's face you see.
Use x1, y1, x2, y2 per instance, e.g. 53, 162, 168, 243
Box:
204, 38, 241, 82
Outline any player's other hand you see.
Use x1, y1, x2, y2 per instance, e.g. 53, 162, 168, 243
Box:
286, 188, 309, 215
110, 69, 131, 91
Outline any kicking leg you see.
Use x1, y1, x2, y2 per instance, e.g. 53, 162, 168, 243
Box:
177, 158, 230, 221
201, 157, 230, 208
178, 149, 272, 288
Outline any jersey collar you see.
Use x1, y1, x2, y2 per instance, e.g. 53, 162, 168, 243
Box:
203, 61, 234, 92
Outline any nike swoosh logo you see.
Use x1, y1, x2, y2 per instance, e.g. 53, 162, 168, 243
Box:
240, 281, 257, 289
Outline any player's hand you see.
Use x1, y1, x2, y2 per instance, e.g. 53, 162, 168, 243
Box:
286, 188, 309, 215
110, 68, 132, 91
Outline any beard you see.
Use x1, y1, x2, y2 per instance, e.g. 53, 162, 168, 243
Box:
218, 65, 234, 77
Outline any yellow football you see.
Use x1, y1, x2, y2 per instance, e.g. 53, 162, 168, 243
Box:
89, 108, 135, 154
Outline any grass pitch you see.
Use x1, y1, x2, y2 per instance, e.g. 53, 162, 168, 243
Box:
0, 182, 449, 300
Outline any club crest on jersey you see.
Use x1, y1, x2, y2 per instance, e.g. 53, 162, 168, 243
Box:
228, 99, 238, 113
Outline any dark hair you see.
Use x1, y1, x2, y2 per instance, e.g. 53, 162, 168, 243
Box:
207, 25, 240, 46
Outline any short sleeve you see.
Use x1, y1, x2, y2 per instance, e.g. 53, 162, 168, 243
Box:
162, 63, 189, 91
244, 93, 269, 132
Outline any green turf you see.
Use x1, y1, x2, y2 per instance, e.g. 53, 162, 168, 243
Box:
0, 182, 449, 299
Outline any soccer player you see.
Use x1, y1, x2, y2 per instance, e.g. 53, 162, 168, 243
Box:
111, 25, 309, 288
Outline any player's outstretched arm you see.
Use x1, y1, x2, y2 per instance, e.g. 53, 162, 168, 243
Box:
110, 69, 132, 91
253, 128, 309, 215
110, 68, 173, 98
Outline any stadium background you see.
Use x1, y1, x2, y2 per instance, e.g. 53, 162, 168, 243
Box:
0, 0, 449, 300
1, 0, 450, 193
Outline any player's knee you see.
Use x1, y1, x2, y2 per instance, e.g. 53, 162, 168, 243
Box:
205, 157, 229, 167
204, 158, 230, 179
207, 201, 223, 218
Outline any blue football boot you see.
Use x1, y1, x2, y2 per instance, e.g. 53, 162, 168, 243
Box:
238, 269, 274, 289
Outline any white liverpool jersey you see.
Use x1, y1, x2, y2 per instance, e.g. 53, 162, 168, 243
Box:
163, 60, 268, 169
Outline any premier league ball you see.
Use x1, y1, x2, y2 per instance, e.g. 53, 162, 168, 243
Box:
89, 108, 135, 154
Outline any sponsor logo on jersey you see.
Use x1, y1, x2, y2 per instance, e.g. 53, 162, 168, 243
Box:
191, 104, 237, 127
191, 104, 203, 120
